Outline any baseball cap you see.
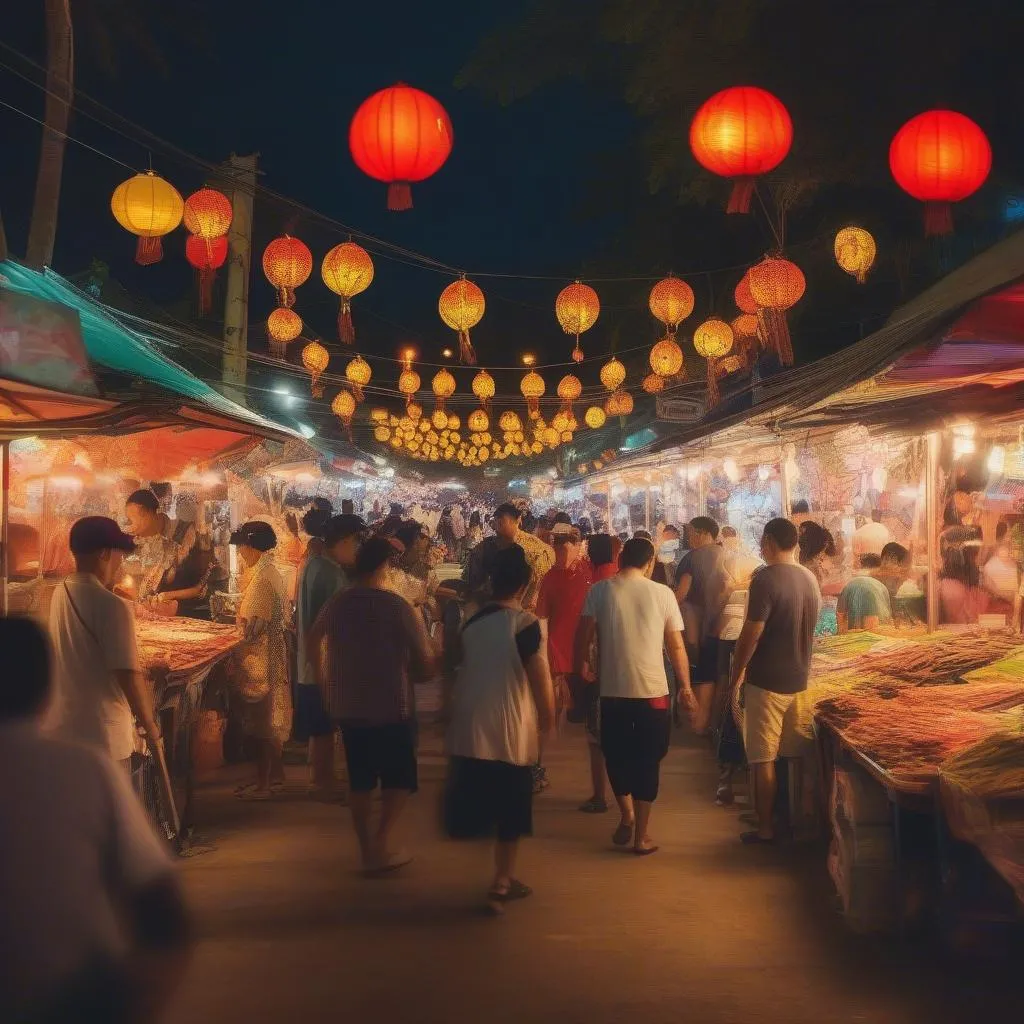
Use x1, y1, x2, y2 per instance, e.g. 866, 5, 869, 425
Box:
551, 522, 581, 541
229, 520, 277, 552
324, 513, 366, 546
493, 502, 521, 520
69, 516, 137, 556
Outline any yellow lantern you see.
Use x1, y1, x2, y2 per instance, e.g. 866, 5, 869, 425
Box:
370, 407, 388, 424
552, 410, 569, 433
542, 426, 560, 447
556, 373, 582, 405
398, 368, 421, 409
529, 440, 542, 455
110, 171, 184, 265
648, 275, 695, 335
605, 389, 634, 416
585, 405, 607, 429
432, 409, 449, 430
301, 340, 330, 397
321, 241, 374, 343
331, 389, 356, 433
468, 408, 489, 433
600, 357, 626, 392
499, 410, 522, 434
450, 431, 461, 445
520, 370, 545, 418
834, 226, 876, 284
555, 280, 600, 362
561, 430, 573, 443
693, 317, 734, 359
344, 354, 372, 401
471, 369, 496, 409
432, 368, 456, 401
649, 336, 684, 378
447, 413, 461, 431
374, 425, 391, 442
643, 372, 665, 394
390, 434, 403, 450
439, 277, 485, 364
266, 307, 303, 358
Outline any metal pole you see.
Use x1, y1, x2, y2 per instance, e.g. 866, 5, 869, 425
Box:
1, 440, 9, 616
779, 449, 791, 521
925, 431, 940, 633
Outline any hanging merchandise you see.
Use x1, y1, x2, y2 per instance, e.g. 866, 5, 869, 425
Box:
185, 234, 227, 316
605, 390, 634, 417
747, 256, 805, 365
263, 235, 313, 308
834, 227, 876, 283
302, 340, 330, 398
266, 307, 302, 358
585, 405, 607, 429
321, 241, 374, 344
649, 336, 685, 379
693, 317, 735, 359
182, 188, 232, 242
648, 275, 695, 335
110, 171, 184, 265
331, 389, 357, 436
438, 277, 484, 364
599, 356, 626, 392
642, 372, 665, 394
555, 281, 600, 362
889, 110, 991, 236
689, 86, 793, 213
344, 354, 372, 402
349, 83, 454, 211
520, 370, 546, 418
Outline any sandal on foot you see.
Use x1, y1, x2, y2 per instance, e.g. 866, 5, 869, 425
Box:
740, 830, 775, 845
486, 879, 532, 914
365, 849, 414, 875
715, 786, 735, 806
612, 821, 634, 846
633, 844, 660, 857
578, 798, 609, 814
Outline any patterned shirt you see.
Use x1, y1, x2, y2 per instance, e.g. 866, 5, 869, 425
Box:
463, 531, 555, 609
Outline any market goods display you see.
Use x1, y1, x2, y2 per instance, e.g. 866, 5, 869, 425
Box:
137, 618, 243, 687
858, 630, 1024, 685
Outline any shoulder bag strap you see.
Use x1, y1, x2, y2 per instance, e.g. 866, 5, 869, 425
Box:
63, 580, 103, 649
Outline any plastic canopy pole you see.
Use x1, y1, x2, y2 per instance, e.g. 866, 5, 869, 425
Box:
925, 431, 940, 633
1, 440, 8, 615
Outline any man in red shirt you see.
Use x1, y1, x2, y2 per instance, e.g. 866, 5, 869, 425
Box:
536, 523, 592, 794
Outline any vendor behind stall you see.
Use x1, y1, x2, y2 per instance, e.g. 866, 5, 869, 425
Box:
124, 489, 219, 620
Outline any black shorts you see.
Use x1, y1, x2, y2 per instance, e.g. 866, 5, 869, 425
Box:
443, 756, 533, 842
294, 685, 334, 741
338, 720, 418, 793
693, 637, 720, 684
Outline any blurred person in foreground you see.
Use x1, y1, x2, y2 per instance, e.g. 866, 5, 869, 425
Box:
534, 522, 591, 794
228, 522, 291, 800
0, 617, 191, 1024
295, 514, 365, 797
575, 537, 696, 855
310, 537, 435, 873
445, 546, 556, 914
729, 518, 820, 844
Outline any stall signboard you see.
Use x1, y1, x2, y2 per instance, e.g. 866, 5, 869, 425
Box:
656, 394, 705, 422
0, 288, 98, 397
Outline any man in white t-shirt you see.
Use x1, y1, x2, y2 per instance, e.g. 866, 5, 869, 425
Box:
574, 537, 696, 856
48, 516, 161, 763
0, 616, 192, 1023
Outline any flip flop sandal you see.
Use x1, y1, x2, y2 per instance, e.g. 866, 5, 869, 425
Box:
633, 844, 660, 856
612, 822, 634, 846
486, 879, 533, 914
578, 798, 609, 814
364, 850, 414, 876
740, 830, 776, 845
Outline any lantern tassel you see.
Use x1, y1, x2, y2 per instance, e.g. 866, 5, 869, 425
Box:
572, 340, 584, 363
310, 373, 324, 399
135, 236, 163, 266
196, 267, 215, 316
279, 286, 296, 309
351, 384, 364, 403
458, 330, 477, 365
338, 300, 355, 345
726, 178, 755, 215
924, 201, 953, 237
387, 182, 413, 212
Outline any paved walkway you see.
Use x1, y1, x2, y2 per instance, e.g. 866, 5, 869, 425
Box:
165, 728, 1016, 1024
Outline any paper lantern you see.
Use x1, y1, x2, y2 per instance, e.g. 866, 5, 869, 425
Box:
110, 171, 184, 265
349, 83, 453, 211
344, 355, 372, 402
468, 409, 489, 433
689, 86, 792, 213
185, 234, 228, 316
600, 357, 626, 393
499, 410, 522, 434
266, 307, 302, 358
834, 227, 877, 283
731, 314, 761, 370
263, 235, 312, 308
471, 369, 495, 410
398, 368, 421, 408
556, 281, 600, 362
604, 390, 634, 417
585, 405, 606, 429
693, 318, 734, 359
322, 241, 374, 344
642, 372, 665, 394
183, 188, 232, 240
648, 276, 695, 335
431, 368, 456, 401
439, 277, 484, 364
735, 272, 759, 314
747, 256, 805, 365
649, 336, 684, 378
520, 370, 545, 418
370, 407, 388, 424
302, 340, 330, 398
431, 409, 449, 430
408, 401, 423, 422
447, 413, 461, 431
331, 389, 356, 430
374, 425, 391, 442
889, 110, 991, 235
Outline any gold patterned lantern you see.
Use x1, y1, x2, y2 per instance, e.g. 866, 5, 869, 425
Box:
520, 370, 545, 418
301, 340, 330, 397
471, 369, 495, 410
438, 277, 485, 364
447, 413, 461, 431
555, 281, 600, 362
584, 405, 606, 429
834, 226, 876, 284
600, 357, 626, 392
344, 354, 372, 401
110, 170, 184, 265
499, 410, 522, 434
693, 318, 734, 359
556, 373, 582, 419
374, 425, 391, 442
331, 389, 357, 433
431, 409, 449, 430
266, 307, 302, 358
398, 353, 421, 409
560, 430, 573, 443
542, 426, 560, 447
468, 408, 489, 433
321, 241, 374, 344
605, 389, 634, 416
370, 407, 388, 424
263, 234, 313, 308
643, 372, 665, 394
649, 336, 684, 378
648, 275, 695, 335
407, 401, 423, 422
731, 314, 761, 370
431, 368, 456, 422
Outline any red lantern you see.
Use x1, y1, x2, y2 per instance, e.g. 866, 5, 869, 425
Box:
185, 235, 228, 316
183, 188, 233, 240
349, 83, 454, 211
889, 110, 991, 236
690, 86, 793, 213
262, 235, 312, 308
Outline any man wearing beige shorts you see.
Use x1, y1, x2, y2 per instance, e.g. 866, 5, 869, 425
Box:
729, 518, 821, 844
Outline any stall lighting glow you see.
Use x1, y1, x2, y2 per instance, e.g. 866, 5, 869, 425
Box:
987, 445, 1006, 473
295, 472, 317, 483
723, 458, 740, 482
372, 455, 388, 466
49, 475, 84, 490
201, 472, 221, 488
871, 466, 887, 491
686, 464, 701, 482
382, 468, 395, 478
757, 465, 771, 482
953, 436, 975, 458
521, 353, 537, 366
296, 423, 316, 439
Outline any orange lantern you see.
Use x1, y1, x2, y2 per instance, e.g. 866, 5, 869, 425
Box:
185, 234, 228, 316
735, 272, 759, 315
520, 370, 545, 418
302, 340, 330, 398
263, 235, 312, 308
266, 307, 303, 358
471, 368, 495, 410
600, 357, 626, 392
110, 171, 184, 265
556, 281, 600, 362
439, 277, 485, 364
468, 408, 489, 433
649, 336, 685, 379
556, 373, 582, 418
648, 275, 695, 335
642, 373, 665, 394
398, 368, 420, 409
693, 318, 734, 359
431, 367, 456, 421
499, 410, 522, 435
349, 83, 453, 211
345, 355, 372, 402
331, 389, 357, 435
747, 256, 805, 365
183, 188, 232, 241
889, 110, 991, 236
689, 86, 793, 213
604, 390, 634, 417
322, 241, 374, 344
731, 313, 761, 370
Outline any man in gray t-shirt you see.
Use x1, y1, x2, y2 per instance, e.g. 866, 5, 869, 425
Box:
729, 518, 821, 845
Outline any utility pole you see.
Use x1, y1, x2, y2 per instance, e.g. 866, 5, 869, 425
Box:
219, 153, 258, 408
